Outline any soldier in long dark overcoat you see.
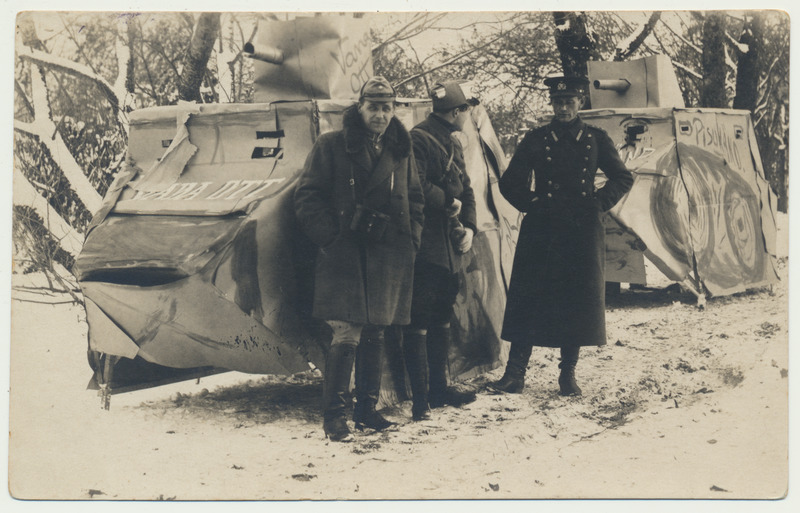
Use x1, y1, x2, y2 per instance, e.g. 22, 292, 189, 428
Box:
294, 77, 424, 441
490, 75, 633, 396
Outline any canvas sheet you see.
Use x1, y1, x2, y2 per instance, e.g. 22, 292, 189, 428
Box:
77, 101, 511, 396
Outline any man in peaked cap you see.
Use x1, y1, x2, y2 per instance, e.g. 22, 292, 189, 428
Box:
400, 80, 479, 421
294, 76, 424, 441
490, 74, 633, 397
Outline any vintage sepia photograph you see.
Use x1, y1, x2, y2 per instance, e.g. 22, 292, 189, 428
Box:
4, 1, 796, 508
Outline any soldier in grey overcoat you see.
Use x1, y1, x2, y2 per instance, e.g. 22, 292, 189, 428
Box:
490, 75, 633, 396
294, 76, 424, 441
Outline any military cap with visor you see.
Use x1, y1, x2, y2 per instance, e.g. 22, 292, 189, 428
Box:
430, 80, 472, 111
544, 75, 590, 98
359, 76, 397, 102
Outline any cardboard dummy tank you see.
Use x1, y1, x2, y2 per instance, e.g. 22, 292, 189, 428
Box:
586, 55, 778, 298
75, 16, 778, 399
74, 16, 518, 400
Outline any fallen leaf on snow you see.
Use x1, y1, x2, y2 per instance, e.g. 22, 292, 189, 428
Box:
291, 474, 317, 481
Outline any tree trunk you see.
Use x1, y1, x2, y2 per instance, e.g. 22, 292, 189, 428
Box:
700, 13, 728, 108
178, 12, 221, 103
552, 12, 601, 78
732, 13, 764, 112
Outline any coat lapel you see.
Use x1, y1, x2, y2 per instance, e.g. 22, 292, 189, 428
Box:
346, 139, 372, 174
362, 150, 397, 196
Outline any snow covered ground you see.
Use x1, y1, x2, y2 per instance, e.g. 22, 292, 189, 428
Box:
4, 213, 796, 512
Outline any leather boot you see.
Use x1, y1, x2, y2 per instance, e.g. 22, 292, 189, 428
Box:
353, 328, 396, 431
427, 325, 476, 408
489, 342, 533, 394
322, 343, 356, 442
403, 329, 431, 421
558, 345, 582, 396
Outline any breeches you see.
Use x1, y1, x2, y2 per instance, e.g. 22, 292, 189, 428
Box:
408, 261, 460, 331
326, 320, 385, 347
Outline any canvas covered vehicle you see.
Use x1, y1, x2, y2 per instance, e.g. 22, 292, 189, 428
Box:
74, 16, 519, 404
75, 18, 777, 404
584, 55, 778, 298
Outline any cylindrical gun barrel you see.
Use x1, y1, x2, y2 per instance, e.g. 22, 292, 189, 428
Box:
593, 79, 631, 92
243, 42, 285, 65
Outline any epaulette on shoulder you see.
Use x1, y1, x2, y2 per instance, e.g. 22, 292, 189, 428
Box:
584, 122, 608, 135
526, 124, 548, 137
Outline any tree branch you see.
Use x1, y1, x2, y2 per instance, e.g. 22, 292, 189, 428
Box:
393, 25, 526, 89
614, 12, 662, 61
18, 47, 120, 112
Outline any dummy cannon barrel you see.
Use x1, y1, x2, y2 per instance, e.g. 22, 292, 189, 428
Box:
593, 79, 631, 92
243, 42, 285, 65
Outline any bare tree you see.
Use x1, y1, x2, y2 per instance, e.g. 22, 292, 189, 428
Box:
614, 12, 662, 61
552, 12, 602, 78
700, 12, 729, 108
178, 12, 221, 102
731, 13, 764, 112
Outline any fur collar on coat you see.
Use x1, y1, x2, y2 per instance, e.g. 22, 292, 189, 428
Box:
342, 103, 411, 161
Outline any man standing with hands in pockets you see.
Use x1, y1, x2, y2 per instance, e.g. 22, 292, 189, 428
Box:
490, 75, 633, 397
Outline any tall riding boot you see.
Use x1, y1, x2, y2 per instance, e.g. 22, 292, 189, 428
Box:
322, 343, 356, 442
489, 341, 533, 394
558, 345, 582, 396
403, 329, 430, 421
353, 329, 396, 431
427, 325, 476, 408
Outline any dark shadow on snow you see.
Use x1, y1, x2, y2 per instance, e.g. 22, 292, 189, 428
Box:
137, 372, 324, 425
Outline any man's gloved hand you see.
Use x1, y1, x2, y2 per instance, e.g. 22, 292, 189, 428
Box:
446, 197, 462, 218
457, 227, 474, 254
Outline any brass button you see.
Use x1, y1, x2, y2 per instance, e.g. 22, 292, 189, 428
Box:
547, 157, 552, 162
581, 192, 587, 196
588, 134, 592, 138
583, 168, 587, 171
586, 145, 591, 150
548, 180, 553, 184
545, 146, 551, 151
547, 193, 553, 198
584, 156, 589, 161
581, 179, 586, 184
